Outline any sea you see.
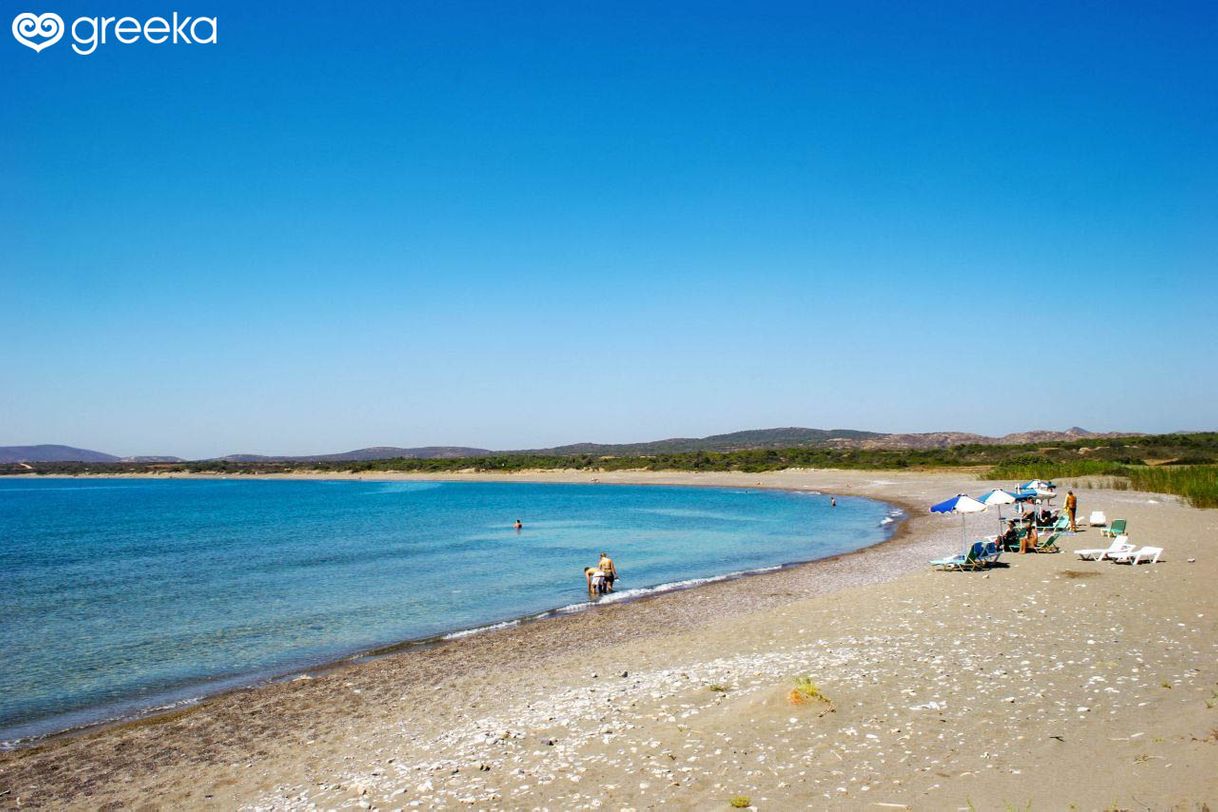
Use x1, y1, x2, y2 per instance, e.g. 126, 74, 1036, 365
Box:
0, 477, 900, 745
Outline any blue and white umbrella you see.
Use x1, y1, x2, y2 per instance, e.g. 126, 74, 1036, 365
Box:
1010, 488, 1043, 517
1020, 479, 1057, 500
931, 494, 987, 514
930, 494, 987, 547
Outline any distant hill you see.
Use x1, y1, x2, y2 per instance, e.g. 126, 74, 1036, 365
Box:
532, 427, 883, 456
215, 446, 491, 463
0, 445, 121, 463
847, 427, 1131, 450
4, 427, 1140, 466
524, 427, 1132, 455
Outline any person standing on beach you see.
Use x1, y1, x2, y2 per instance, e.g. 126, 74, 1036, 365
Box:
598, 551, 617, 592
1065, 490, 1078, 531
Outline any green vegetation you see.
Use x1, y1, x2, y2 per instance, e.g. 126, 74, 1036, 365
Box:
1119, 465, 1218, 509
789, 676, 834, 711
984, 459, 1130, 480
6, 432, 1217, 507
728, 795, 751, 808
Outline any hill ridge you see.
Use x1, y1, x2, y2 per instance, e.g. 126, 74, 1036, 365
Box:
1, 427, 1138, 463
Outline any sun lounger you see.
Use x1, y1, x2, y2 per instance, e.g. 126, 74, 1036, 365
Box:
931, 540, 986, 571
1100, 519, 1127, 538
1089, 511, 1107, 527
1032, 531, 1062, 553
1110, 546, 1163, 565
1031, 513, 1071, 532
1076, 535, 1135, 561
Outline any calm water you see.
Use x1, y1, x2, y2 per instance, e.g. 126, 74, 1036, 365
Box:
0, 478, 898, 743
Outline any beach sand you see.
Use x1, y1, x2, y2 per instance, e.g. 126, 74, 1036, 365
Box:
1, 469, 1216, 810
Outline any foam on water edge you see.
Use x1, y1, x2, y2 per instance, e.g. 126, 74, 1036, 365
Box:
441, 619, 522, 640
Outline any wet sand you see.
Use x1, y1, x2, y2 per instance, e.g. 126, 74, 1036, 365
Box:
1, 469, 1216, 810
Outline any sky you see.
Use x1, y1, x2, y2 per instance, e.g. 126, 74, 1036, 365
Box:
3, 1, 1216, 458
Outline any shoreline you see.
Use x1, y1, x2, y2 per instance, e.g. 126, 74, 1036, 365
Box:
1, 475, 912, 751
2, 468, 1215, 809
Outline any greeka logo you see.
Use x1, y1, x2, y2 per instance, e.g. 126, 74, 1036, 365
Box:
11, 10, 217, 55
12, 12, 63, 51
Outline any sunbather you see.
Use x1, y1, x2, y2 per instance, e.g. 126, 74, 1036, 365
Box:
1020, 524, 1038, 554
999, 523, 1020, 551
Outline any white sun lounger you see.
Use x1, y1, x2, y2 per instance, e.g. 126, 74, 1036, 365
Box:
1089, 511, 1107, 527
1110, 546, 1163, 565
1076, 535, 1134, 561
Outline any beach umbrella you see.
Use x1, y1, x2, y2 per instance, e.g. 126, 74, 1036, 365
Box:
977, 488, 1017, 532
1020, 479, 1057, 499
1011, 487, 1041, 514
930, 494, 987, 549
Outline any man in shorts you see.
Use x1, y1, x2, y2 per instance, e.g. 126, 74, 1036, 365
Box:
598, 551, 617, 592
1065, 490, 1078, 531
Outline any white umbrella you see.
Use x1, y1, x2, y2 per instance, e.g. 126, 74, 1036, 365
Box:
977, 488, 1017, 534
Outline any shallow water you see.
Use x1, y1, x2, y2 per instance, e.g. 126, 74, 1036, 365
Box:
0, 478, 898, 743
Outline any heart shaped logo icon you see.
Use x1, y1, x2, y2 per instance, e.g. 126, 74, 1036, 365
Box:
12, 11, 65, 52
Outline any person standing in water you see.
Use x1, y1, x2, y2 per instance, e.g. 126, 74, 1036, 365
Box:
598, 551, 617, 592
830, 497, 836, 508
514, 519, 523, 532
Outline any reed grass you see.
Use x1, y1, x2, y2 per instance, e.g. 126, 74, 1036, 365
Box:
1124, 465, 1218, 509
984, 460, 1128, 481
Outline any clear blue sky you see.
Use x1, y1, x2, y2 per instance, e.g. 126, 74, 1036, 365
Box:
3, 1, 1216, 458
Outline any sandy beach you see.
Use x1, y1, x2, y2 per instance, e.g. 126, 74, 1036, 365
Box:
1, 468, 1215, 810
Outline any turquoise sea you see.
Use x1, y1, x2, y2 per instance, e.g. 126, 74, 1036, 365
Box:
0, 478, 899, 745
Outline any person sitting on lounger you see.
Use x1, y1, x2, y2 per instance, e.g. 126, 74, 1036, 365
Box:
1000, 522, 1020, 551
1020, 524, 1038, 554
